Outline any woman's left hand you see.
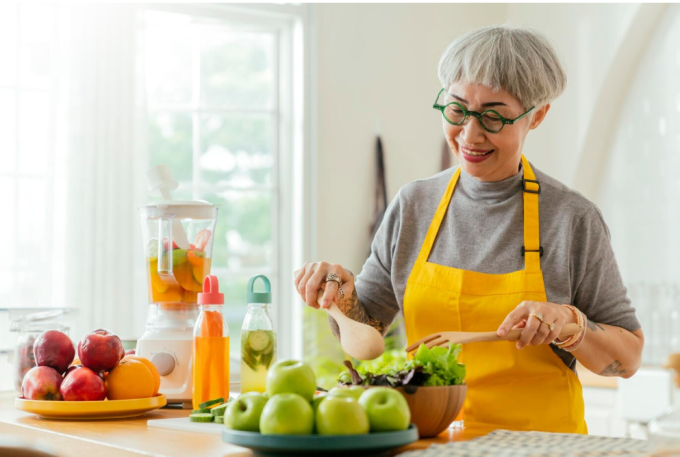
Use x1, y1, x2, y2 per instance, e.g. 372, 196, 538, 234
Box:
497, 301, 576, 350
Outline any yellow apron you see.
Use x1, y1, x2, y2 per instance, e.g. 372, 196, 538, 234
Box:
403, 155, 587, 433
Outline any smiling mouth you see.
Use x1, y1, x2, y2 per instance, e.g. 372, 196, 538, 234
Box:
461, 146, 494, 157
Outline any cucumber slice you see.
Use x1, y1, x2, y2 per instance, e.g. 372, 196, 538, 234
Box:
247, 331, 270, 352
199, 398, 224, 409
214, 416, 225, 424
172, 249, 187, 267
192, 408, 211, 414
261, 340, 273, 355
189, 413, 214, 423
211, 403, 229, 417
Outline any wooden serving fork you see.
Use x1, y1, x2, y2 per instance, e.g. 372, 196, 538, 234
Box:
405, 323, 583, 353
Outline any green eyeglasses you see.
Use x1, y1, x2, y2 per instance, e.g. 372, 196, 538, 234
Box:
433, 88, 535, 133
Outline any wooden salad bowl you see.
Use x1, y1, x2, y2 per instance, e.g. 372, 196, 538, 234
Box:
396, 385, 466, 438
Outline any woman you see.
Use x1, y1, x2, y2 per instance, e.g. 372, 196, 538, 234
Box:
294, 25, 643, 434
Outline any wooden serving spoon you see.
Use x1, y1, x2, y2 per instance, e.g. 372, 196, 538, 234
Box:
316, 290, 385, 360
405, 323, 583, 353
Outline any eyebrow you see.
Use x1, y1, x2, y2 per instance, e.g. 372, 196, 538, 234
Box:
448, 93, 507, 108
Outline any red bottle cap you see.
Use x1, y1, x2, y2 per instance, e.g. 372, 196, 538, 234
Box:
198, 275, 224, 305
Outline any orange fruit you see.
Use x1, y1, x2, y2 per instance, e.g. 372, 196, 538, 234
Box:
105, 359, 155, 400
125, 356, 161, 396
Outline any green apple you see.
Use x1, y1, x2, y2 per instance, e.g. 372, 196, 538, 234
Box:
311, 392, 327, 413
315, 396, 369, 435
358, 387, 411, 432
311, 392, 328, 433
327, 386, 365, 401
265, 360, 316, 402
260, 393, 314, 435
224, 392, 268, 432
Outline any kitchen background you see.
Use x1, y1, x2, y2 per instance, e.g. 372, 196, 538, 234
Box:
0, 2, 678, 436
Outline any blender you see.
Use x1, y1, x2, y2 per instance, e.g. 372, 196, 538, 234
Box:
137, 165, 218, 408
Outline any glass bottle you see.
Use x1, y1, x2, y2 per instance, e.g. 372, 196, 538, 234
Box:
192, 275, 229, 409
241, 275, 276, 393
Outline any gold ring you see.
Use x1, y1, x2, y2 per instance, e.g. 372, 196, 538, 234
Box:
530, 313, 555, 331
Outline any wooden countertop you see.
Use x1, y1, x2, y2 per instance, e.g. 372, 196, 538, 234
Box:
0, 392, 492, 457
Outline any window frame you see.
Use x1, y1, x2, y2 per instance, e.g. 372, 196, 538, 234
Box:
142, 3, 312, 362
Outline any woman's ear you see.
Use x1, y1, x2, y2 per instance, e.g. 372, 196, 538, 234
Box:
529, 104, 551, 130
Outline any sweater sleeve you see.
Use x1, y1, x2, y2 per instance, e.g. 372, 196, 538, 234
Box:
570, 205, 640, 332
352, 191, 403, 327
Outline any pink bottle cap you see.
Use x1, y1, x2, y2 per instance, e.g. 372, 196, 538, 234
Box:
198, 275, 224, 305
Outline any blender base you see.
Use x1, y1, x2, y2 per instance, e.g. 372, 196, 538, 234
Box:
137, 331, 194, 406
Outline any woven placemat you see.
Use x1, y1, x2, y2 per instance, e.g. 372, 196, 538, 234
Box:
398, 430, 652, 457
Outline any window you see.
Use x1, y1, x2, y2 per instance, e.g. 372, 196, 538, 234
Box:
0, 5, 307, 392
142, 5, 304, 364
0, 4, 59, 310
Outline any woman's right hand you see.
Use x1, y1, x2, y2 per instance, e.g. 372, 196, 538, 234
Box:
293, 262, 355, 310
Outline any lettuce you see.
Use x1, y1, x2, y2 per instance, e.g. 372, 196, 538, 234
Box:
339, 344, 465, 387
407, 343, 466, 386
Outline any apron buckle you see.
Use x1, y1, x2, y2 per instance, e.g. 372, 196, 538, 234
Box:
522, 179, 541, 194
521, 246, 544, 257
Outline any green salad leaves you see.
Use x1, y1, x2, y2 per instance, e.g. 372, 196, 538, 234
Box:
338, 343, 465, 390
410, 343, 465, 386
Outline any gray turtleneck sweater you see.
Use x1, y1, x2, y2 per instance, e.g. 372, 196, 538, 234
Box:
355, 162, 640, 370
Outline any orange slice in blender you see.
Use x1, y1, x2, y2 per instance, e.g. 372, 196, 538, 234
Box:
152, 286, 182, 303
187, 250, 204, 267
174, 262, 203, 292
183, 290, 198, 303
148, 259, 169, 293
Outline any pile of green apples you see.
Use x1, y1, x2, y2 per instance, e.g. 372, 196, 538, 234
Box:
225, 359, 411, 435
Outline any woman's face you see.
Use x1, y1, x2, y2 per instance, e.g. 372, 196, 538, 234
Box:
442, 82, 550, 182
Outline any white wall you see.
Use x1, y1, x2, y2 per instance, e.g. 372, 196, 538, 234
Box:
313, 3, 506, 271
312, 3, 641, 274
505, 4, 639, 184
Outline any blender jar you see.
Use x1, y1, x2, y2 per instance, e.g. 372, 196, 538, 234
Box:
138, 201, 218, 331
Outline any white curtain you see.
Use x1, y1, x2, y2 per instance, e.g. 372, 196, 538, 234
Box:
54, 4, 148, 340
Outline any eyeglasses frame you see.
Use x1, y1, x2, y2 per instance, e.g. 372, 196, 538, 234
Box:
432, 88, 535, 133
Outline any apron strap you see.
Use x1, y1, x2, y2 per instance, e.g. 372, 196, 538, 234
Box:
415, 157, 542, 272
521, 155, 542, 272
415, 167, 461, 264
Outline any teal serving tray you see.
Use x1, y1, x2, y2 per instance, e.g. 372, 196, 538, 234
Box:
222, 424, 419, 456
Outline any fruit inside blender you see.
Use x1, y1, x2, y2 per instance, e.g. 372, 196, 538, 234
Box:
146, 229, 212, 303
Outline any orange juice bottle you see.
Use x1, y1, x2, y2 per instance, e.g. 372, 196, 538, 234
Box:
192, 275, 229, 409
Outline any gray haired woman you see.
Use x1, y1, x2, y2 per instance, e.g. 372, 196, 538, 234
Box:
294, 25, 643, 433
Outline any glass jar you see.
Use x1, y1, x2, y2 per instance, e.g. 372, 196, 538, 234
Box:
10, 310, 70, 393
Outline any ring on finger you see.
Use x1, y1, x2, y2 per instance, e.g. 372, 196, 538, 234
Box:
325, 272, 342, 286
337, 287, 344, 299
530, 313, 554, 331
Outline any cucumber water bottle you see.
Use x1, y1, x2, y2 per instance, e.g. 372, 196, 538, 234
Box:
240, 275, 276, 393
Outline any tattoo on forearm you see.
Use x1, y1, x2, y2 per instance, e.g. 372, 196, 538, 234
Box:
336, 289, 387, 336
600, 360, 626, 376
587, 320, 605, 332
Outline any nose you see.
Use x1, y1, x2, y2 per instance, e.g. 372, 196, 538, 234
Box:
459, 116, 486, 145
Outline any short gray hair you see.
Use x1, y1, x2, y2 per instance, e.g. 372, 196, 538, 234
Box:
438, 25, 567, 110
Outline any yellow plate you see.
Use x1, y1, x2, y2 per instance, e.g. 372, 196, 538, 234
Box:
15, 395, 167, 420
